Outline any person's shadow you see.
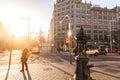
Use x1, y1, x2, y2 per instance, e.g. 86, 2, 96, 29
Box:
22, 69, 32, 80
26, 69, 32, 80
22, 72, 27, 80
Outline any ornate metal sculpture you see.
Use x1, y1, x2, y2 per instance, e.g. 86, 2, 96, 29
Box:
76, 27, 87, 56
74, 27, 94, 80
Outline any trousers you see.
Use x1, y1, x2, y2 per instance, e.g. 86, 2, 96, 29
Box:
21, 62, 28, 70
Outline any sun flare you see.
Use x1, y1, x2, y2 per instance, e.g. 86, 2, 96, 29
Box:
6, 18, 28, 37
0, 1, 49, 38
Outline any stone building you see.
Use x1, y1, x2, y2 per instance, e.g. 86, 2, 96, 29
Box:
49, 0, 120, 50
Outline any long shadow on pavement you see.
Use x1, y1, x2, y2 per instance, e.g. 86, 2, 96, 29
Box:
26, 70, 32, 80
22, 71, 27, 80
50, 63, 73, 77
5, 51, 12, 80
91, 69, 120, 79
4, 67, 10, 80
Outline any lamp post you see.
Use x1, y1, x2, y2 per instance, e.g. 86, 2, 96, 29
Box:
60, 15, 72, 64
109, 20, 113, 53
20, 17, 30, 46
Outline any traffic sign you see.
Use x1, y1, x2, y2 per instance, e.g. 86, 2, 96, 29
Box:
66, 37, 70, 43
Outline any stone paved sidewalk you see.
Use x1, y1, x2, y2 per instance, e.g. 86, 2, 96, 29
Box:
0, 47, 120, 80
0, 57, 120, 80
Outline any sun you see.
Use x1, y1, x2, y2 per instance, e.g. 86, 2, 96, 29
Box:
0, 6, 49, 37
9, 18, 28, 37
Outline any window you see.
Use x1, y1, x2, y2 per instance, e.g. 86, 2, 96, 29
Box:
93, 11, 97, 14
98, 16, 102, 19
71, 5, 74, 8
82, 11, 86, 14
94, 30, 97, 33
76, 4, 80, 8
94, 25, 97, 28
94, 35, 98, 40
99, 31, 103, 33
62, 8, 65, 11
99, 11, 102, 14
76, 25, 81, 28
82, 15, 85, 18
71, 15, 74, 18
87, 16, 91, 19
99, 35, 103, 40
93, 15, 97, 19
87, 35, 91, 39
87, 30, 91, 33
57, 29, 60, 31
57, 33, 60, 35
87, 11, 91, 14
66, 6, 69, 9
76, 15, 80, 18
66, 1, 70, 5
104, 16, 107, 20
76, 10, 80, 13
99, 21, 103, 24
108, 16, 112, 20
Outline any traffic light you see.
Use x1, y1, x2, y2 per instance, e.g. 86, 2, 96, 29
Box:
66, 37, 70, 43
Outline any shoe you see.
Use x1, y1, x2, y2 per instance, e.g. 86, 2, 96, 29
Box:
20, 70, 24, 72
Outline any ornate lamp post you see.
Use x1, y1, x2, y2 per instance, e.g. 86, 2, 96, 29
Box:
73, 27, 94, 80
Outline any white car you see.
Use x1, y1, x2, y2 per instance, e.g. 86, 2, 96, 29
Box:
86, 49, 99, 56
31, 46, 40, 54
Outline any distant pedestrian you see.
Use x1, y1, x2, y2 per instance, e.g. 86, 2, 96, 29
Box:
20, 47, 29, 72
105, 47, 109, 53
57, 47, 61, 53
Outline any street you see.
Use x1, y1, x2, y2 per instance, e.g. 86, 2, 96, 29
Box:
0, 44, 120, 80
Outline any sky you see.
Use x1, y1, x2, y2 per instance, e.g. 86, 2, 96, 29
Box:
0, 0, 54, 36
85, 0, 119, 9
0, 0, 120, 36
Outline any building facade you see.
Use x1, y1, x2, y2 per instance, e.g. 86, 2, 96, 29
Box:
49, 0, 120, 50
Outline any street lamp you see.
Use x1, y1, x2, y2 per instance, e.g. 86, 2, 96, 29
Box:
20, 17, 30, 46
109, 20, 114, 53
60, 15, 72, 64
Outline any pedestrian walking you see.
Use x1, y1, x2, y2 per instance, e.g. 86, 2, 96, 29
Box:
20, 47, 29, 72
57, 47, 61, 53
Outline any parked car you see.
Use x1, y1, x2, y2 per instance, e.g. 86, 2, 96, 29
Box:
108, 49, 118, 53
72, 46, 107, 56
72, 48, 99, 56
98, 46, 107, 55
86, 49, 99, 56
87, 48, 107, 56
30, 46, 40, 54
